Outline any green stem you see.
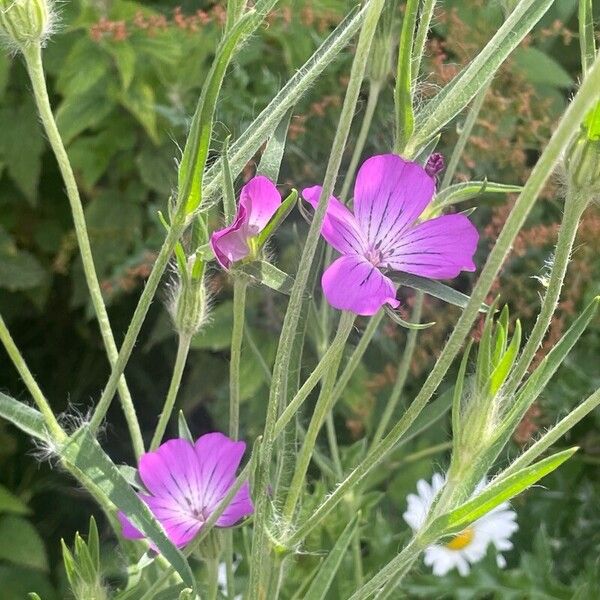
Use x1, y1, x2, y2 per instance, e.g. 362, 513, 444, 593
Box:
505, 189, 587, 397
371, 292, 424, 447
22, 43, 145, 458
207, 558, 219, 600
411, 0, 437, 80
224, 531, 236, 600
248, 2, 385, 589
440, 81, 491, 190
273, 312, 361, 438
230, 278, 248, 440
340, 80, 382, 200
150, 333, 192, 451
348, 536, 423, 600
0, 314, 65, 441
286, 54, 600, 548
282, 312, 355, 525
89, 221, 186, 433
579, 0, 596, 75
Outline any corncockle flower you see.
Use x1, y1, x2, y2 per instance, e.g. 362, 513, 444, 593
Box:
403, 474, 518, 576
302, 154, 479, 315
119, 433, 253, 548
210, 175, 281, 269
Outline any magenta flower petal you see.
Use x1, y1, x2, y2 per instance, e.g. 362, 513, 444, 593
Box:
120, 434, 253, 549
302, 186, 367, 254
353, 154, 435, 248
239, 175, 282, 234
216, 480, 254, 527
210, 204, 250, 269
322, 255, 399, 316
193, 433, 246, 510
383, 213, 479, 278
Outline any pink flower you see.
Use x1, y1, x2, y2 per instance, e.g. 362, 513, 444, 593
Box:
118, 433, 253, 548
302, 154, 479, 316
210, 175, 281, 269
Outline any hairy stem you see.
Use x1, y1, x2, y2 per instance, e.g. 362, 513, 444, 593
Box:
150, 333, 192, 450
248, 1, 386, 593
411, 0, 437, 80
0, 314, 65, 441
287, 53, 600, 547
23, 43, 144, 458
371, 291, 424, 447
230, 278, 248, 440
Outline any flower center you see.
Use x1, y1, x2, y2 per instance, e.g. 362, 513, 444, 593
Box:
445, 528, 475, 551
365, 246, 383, 267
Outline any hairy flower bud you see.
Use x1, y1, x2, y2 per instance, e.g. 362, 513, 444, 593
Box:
169, 256, 209, 337
0, 0, 53, 49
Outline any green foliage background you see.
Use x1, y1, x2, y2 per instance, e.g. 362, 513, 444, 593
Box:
0, 0, 599, 597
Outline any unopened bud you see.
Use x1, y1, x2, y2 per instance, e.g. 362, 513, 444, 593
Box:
425, 152, 445, 179
169, 257, 209, 337
0, 0, 53, 49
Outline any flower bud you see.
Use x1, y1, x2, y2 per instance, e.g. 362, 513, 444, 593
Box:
565, 102, 600, 198
0, 0, 53, 49
169, 256, 209, 337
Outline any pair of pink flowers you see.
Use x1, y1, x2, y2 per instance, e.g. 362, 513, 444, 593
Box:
210, 153, 479, 316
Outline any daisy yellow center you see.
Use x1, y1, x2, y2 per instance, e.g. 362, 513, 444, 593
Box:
445, 527, 475, 551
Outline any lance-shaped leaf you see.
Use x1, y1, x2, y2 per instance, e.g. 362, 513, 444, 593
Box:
221, 136, 237, 223
255, 190, 298, 247
234, 261, 295, 295
179, 0, 279, 215
384, 305, 435, 330
390, 272, 489, 313
304, 516, 359, 600
257, 108, 293, 182
429, 180, 523, 214
0, 391, 47, 441
199, 6, 367, 212
59, 427, 196, 591
425, 448, 577, 541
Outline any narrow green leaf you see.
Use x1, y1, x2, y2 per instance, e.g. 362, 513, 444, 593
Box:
88, 517, 100, 573
199, 6, 367, 212
0, 392, 47, 441
234, 261, 295, 295
221, 136, 236, 223
256, 190, 298, 247
452, 342, 473, 442
579, 0, 596, 74
394, 0, 419, 152
60, 427, 196, 591
430, 448, 577, 540
390, 272, 489, 313
384, 305, 435, 330
409, 0, 554, 152
61, 539, 78, 587
488, 319, 521, 396
177, 411, 194, 443
430, 180, 523, 213
304, 516, 359, 600
257, 108, 293, 182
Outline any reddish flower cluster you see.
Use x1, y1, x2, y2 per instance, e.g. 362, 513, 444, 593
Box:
100, 251, 156, 300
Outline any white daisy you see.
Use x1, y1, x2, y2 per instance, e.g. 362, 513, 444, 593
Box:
403, 473, 518, 577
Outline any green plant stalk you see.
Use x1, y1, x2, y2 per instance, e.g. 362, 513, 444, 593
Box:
321, 80, 382, 352
348, 536, 423, 600
207, 557, 219, 600
579, 0, 596, 74
500, 385, 600, 479
371, 291, 424, 447
150, 333, 192, 451
505, 189, 587, 397
328, 310, 384, 406
226, 0, 247, 33
394, 0, 419, 153
89, 220, 186, 433
286, 54, 600, 547
230, 278, 248, 440
0, 314, 65, 441
282, 312, 355, 524
248, 1, 385, 593
340, 80, 382, 200
22, 43, 144, 458
411, 0, 437, 80
440, 81, 491, 190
